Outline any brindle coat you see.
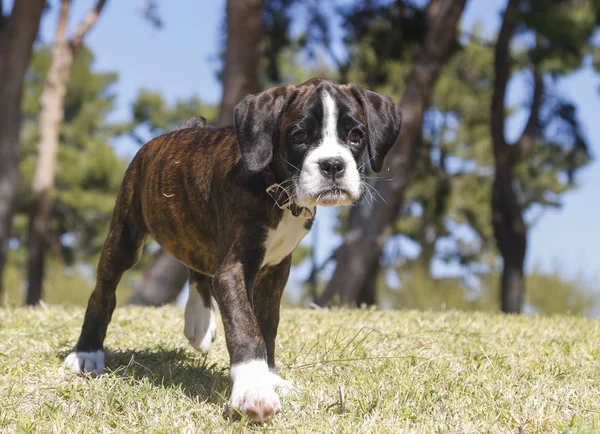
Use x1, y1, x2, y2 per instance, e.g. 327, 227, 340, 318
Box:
70, 77, 402, 418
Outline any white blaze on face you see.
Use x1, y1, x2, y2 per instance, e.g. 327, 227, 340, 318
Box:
296, 91, 361, 207
323, 90, 339, 143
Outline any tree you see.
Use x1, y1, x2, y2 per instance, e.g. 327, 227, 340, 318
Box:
26, 0, 108, 306
9, 43, 222, 305
316, 0, 468, 306
491, 0, 534, 313
0, 0, 46, 296
128, 0, 264, 306
330, 0, 430, 306
17, 44, 126, 276
216, 0, 262, 126
491, 0, 596, 313
310, 0, 594, 311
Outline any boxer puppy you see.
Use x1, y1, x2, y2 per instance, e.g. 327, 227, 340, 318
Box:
65, 77, 402, 422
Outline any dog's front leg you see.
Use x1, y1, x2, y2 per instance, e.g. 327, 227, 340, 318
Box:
212, 255, 282, 422
253, 255, 293, 392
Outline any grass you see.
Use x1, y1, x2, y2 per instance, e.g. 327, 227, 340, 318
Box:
0, 306, 599, 433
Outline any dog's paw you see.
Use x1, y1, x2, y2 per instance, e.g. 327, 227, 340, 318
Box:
230, 360, 283, 422
64, 350, 105, 375
268, 370, 293, 396
184, 291, 216, 352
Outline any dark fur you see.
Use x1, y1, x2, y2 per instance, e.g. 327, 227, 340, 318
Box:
72, 77, 401, 375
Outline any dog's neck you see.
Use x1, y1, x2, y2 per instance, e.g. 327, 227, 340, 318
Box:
261, 166, 315, 220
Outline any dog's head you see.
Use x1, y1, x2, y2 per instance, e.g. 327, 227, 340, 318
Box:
233, 77, 402, 207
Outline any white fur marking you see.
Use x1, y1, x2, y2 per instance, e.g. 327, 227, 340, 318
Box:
184, 285, 217, 352
323, 90, 339, 142
297, 91, 362, 207
230, 360, 292, 421
262, 210, 310, 267
64, 350, 105, 374
268, 369, 293, 396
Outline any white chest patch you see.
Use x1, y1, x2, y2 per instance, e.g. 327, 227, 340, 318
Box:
262, 210, 312, 267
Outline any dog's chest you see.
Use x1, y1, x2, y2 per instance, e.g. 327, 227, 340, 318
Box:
262, 211, 311, 267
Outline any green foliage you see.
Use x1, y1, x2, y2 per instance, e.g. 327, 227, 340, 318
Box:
519, 0, 599, 74
7, 1, 598, 314
1, 259, 135, 308
18, 45, 125, 261
8, 44, 219, 303
526, 266, 596, 315
130, 89, 218, 141
261, 1, 597, 312
339, 5, 594, 279
379, 263, 498, 312
259, 0, 344, 88
342, 0, 426, 88
377, 262, 596, 315
344, 23, 500, 271
261, 0, 296, 84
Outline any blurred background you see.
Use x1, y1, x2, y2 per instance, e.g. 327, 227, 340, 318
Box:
1, 0, 599, 316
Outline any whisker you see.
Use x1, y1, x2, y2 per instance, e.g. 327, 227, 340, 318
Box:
358, 158, 395, 182
364, 184, 374, 206
358, 155, 375, 172
361, 182, 374, 206
367, 184, 387, 205
360, 174, 381, 183
281, 156, 302, 172
360, 180, 387, 205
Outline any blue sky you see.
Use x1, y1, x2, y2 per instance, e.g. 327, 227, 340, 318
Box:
31, 0, 600, 285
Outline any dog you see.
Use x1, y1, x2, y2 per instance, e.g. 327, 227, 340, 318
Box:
64, 77, 402, 422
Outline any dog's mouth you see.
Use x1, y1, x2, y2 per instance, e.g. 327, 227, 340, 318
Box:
314, 187, 354, 206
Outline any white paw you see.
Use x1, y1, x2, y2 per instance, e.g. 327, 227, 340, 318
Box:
230, 360, 284, 422
184, 289, 216, 352
268, 370, 293, 396
64, 350, 105, 375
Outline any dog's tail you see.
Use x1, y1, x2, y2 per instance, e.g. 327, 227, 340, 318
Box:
177, 116, 207, 130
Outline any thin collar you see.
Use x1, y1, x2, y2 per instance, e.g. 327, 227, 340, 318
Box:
261, 168, 315, 220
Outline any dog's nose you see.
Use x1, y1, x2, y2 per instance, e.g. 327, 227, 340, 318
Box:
318, 158, 346, 179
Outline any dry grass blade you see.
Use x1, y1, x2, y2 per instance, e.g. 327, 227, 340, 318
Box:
0, 306, 598, 432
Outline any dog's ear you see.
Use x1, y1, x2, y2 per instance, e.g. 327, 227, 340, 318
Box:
350, 86, 402, 172
233, 86, 295, 173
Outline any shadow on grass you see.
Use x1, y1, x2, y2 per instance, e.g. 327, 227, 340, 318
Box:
56, 347, 231, 405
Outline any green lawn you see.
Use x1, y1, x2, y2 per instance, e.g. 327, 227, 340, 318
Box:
0, 306, 599, 433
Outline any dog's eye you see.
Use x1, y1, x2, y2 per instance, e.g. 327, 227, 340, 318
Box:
292, 131, 307, 144
348, 130, 363, 144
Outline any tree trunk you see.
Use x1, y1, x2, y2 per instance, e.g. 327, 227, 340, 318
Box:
127, 0, 263, 306
345, 199, 379, 307
356, 259, 378, 307
493, 169, 526, 313
0, 0, 46, 296
128, 251, 190, 306
317, 0, 468, 307
26, 0, 107, 305
26, 1, 73, 305
490, 0, 541, 314
216, 0, 262, 127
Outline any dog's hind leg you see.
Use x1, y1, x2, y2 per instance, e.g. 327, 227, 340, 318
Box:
184, 270, 216, 352
65, 164, 147, 375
